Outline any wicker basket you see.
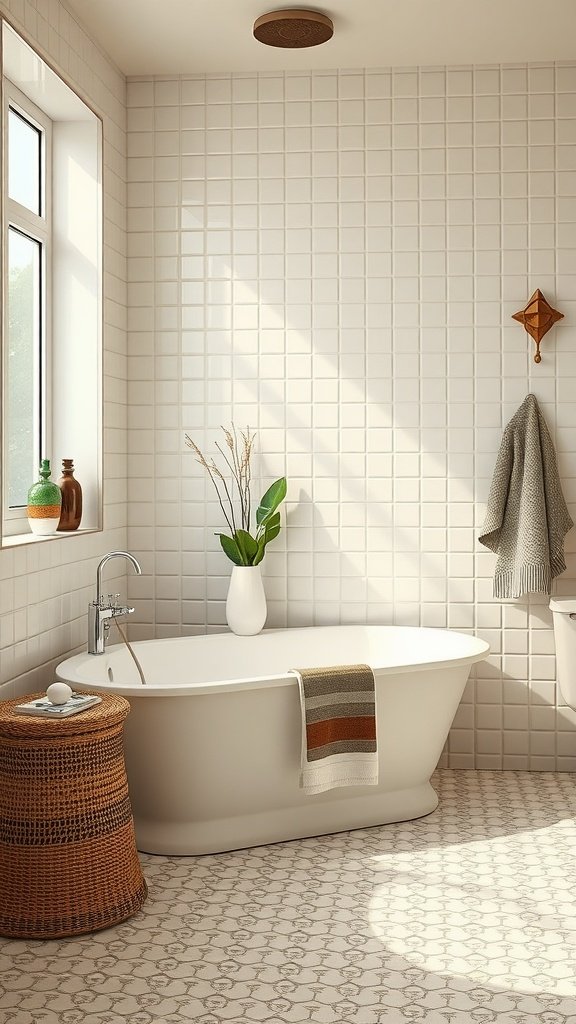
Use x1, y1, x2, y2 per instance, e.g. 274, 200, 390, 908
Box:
0, 692, 147, 939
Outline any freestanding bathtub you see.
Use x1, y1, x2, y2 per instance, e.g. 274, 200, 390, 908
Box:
57, 625, 489, 856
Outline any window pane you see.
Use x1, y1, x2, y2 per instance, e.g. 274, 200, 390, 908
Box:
8, 108, 42, 215
7, 228, 41, 508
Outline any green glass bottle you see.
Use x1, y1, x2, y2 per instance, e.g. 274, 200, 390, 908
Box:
27, 459, 62, 536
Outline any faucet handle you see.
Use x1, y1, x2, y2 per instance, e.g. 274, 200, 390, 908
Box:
113, 593, 121, 608
112, 604, 134, 617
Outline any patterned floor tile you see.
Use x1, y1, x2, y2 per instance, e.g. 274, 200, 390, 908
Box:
2, 771, 576, 1022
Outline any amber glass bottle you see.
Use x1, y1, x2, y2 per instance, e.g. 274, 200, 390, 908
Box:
57, 459, 83, 531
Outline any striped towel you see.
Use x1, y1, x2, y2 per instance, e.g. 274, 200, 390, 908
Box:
293, 663, 378, 795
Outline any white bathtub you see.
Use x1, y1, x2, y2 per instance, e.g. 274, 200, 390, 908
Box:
57, 625, 489, 856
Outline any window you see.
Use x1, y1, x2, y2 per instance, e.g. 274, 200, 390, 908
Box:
3, 86, 51, 527
1, 21, 103, 546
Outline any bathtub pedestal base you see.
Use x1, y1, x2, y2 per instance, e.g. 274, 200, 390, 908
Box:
134, 781, 439, 856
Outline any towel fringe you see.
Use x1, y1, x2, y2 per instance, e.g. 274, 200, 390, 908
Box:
494, 556, 567, 599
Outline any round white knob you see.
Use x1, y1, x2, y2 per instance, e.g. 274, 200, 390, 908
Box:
46, 682, 72, 705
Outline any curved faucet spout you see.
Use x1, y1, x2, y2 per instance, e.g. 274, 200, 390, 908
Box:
89, 551, 142, 654
96, 550, 142, 604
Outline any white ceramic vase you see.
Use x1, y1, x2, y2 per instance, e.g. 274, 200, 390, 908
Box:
226, 565, 267, 636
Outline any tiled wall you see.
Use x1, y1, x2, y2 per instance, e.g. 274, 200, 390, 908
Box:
127, 65, 576, 771
0, 0, 127, 698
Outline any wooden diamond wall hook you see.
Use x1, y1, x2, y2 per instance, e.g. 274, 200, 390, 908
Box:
512, 289, 564, 363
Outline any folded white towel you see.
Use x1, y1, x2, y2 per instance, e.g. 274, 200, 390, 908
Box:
293, 663, 378, 795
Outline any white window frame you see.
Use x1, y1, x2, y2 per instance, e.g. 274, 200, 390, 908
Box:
1, 19, 103, 548
2, 80, 52, 535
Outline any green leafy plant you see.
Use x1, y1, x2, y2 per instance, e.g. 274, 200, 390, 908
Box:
185, 426, 287, 566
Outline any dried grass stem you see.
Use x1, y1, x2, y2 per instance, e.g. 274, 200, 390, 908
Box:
185, 425, 256, 535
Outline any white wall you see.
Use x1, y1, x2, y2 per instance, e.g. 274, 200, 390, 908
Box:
0, 0, 127, 698
126, 66, 576, 771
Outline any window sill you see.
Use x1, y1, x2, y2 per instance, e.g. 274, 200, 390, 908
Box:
2, 526, 101, 548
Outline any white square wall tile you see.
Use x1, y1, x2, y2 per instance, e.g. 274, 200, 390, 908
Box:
119, 60, 576, 770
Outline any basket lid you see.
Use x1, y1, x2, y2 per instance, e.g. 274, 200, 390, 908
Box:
0, 692, 130, 739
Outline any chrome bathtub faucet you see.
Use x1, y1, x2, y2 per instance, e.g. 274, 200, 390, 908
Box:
88, 551, 142, 655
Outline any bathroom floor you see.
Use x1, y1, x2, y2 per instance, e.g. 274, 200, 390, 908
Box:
1, 770, 576, 1024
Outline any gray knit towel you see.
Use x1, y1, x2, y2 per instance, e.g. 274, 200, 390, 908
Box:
479, 394, 573, 599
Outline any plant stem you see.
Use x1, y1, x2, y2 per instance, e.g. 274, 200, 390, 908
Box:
183, 434, 237, 535
185, 425, 261, 542
231, 425, 248, 529
215, 466, 238, 535
206, 468, 235, 535
245, 449, 252, 530
215, 441, 245, 531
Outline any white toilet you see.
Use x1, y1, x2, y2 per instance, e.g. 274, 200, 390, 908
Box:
550, 598, 576, 707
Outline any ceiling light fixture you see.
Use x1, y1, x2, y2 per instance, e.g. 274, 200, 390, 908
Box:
253, 9, 334, 48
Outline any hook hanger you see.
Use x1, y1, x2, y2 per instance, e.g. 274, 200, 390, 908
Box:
512, 289, 564, 364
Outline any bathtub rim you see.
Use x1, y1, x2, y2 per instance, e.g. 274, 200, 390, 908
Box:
56, 624, 490, 697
